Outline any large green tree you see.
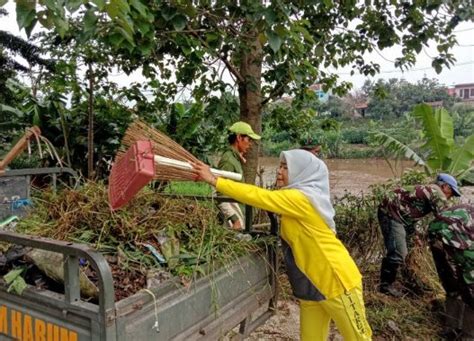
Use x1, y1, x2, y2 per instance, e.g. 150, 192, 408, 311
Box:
5, 0, 473, 182
363, 77, 456, 119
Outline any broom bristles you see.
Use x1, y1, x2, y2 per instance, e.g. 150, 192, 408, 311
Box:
117, 120, 201, 181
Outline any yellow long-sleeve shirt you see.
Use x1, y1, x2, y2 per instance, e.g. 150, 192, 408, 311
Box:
216, 178, 362, 299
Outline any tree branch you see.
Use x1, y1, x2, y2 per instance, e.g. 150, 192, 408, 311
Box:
188, 27, 245, 84
261, 80, 290, 106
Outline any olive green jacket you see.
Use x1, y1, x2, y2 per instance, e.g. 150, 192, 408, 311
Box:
218, 147, 244, 182
217, 146, 244, 225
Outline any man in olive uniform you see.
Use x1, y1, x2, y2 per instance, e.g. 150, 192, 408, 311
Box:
300, 137, 322, 157
217, 121, 261, 230
378, 173, 461, 297
428, 204, 474, 339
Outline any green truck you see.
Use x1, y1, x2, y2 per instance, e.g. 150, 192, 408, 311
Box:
0, 169, 278, 341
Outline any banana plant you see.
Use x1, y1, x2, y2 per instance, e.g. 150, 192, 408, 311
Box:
372, 104, 474, 183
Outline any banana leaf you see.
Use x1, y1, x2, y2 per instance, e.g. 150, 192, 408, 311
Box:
0, 104, 24, 117
371, 131, 431, 174
434, 107, 454, 147
412, 104, 451, 171
448, 135, 474, 178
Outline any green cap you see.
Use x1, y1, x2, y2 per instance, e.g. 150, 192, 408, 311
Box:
228, 121, 261, 140
300, 137, 320, 149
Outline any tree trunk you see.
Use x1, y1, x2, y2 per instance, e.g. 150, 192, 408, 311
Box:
238, 30, 263, 185
87, 62, 95, 179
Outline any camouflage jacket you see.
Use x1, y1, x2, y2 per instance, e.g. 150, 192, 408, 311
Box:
379, 185, 448, 226
429, 204, 474, 284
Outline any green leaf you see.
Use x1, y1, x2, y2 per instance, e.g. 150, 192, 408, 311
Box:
161, 7, 176, 21
372, 131, 431, 173
206, 32, 219, 43
114, 0, 130, 13
130, 0, 147, 17
83, 9, 98, 33
138, 40, 153, 55
174, 103, 186, 117
135, 20, 151, 36
315, 45, 324, 57
4, 268, 27, 295
267, 31, 282, 53
115, 26, 135, 46
106, 0, 129, 18
33, 105, 41, 126
116, 13, 135, 37
52, 16, 69, 38
323, 0, 333, 7
274, 25, 287, 37
0, 104, 24, 117
434, 107, 454, 147
172, 14, 187, 31
65, 0, 83, 13
0, 0, 8, 6
264, 8, 276, 24
37, 10, 54, 29
16, 0, 36, 33
4, 268, 23, 284
91, 0, 105, 10
412, 104, 452, 171
448, 135, 474, 177
7, 276, 27, 295
294, 24, 315, 44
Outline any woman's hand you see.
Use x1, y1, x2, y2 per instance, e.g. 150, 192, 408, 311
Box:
191, 160, 217, 187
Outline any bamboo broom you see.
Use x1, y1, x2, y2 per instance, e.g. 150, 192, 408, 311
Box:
117, 120, 202, 181
109, 121, 241, 210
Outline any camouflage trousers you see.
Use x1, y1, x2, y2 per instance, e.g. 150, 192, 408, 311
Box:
430, 239, 474, 309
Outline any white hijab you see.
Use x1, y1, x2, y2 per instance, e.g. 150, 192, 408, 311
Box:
280, 150, 336, 232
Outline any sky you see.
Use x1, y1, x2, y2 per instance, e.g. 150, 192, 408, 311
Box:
1, 1, 473, 91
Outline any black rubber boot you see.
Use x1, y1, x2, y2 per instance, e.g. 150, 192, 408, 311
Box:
439, 297, 464, 339
462, 304, 474, 340
379, 259, 403, 297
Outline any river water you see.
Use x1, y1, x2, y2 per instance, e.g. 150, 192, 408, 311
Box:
259, 157, 474, 201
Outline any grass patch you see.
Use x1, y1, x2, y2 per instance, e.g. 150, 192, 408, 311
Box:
364, 276, 444, 339
162, 181, 213, 196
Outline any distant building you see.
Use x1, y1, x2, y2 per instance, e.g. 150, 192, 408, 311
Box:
446, 87, 456, 97
309, 84, 330, 103
425, 101, 444, 108
448, 83, 474, 102
354, 101, 368, 117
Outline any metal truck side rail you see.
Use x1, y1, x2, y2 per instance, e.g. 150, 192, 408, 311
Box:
0, 230, 116, 340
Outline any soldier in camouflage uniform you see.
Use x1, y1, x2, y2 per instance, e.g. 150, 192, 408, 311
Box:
378, 173, 461, 297
429, 204, 474, 339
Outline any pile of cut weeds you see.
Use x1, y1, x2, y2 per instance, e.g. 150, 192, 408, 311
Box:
8, 182, 264, 301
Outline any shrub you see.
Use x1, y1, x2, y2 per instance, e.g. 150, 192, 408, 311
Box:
341, 128, 370, 144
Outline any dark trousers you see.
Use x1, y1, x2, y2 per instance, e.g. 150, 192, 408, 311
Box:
378, 209, 409, 266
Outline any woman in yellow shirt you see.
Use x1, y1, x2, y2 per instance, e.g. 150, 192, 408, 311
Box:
192, 149, 371, 340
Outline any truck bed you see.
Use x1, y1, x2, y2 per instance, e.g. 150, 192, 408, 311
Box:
0, 230, 277, 340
